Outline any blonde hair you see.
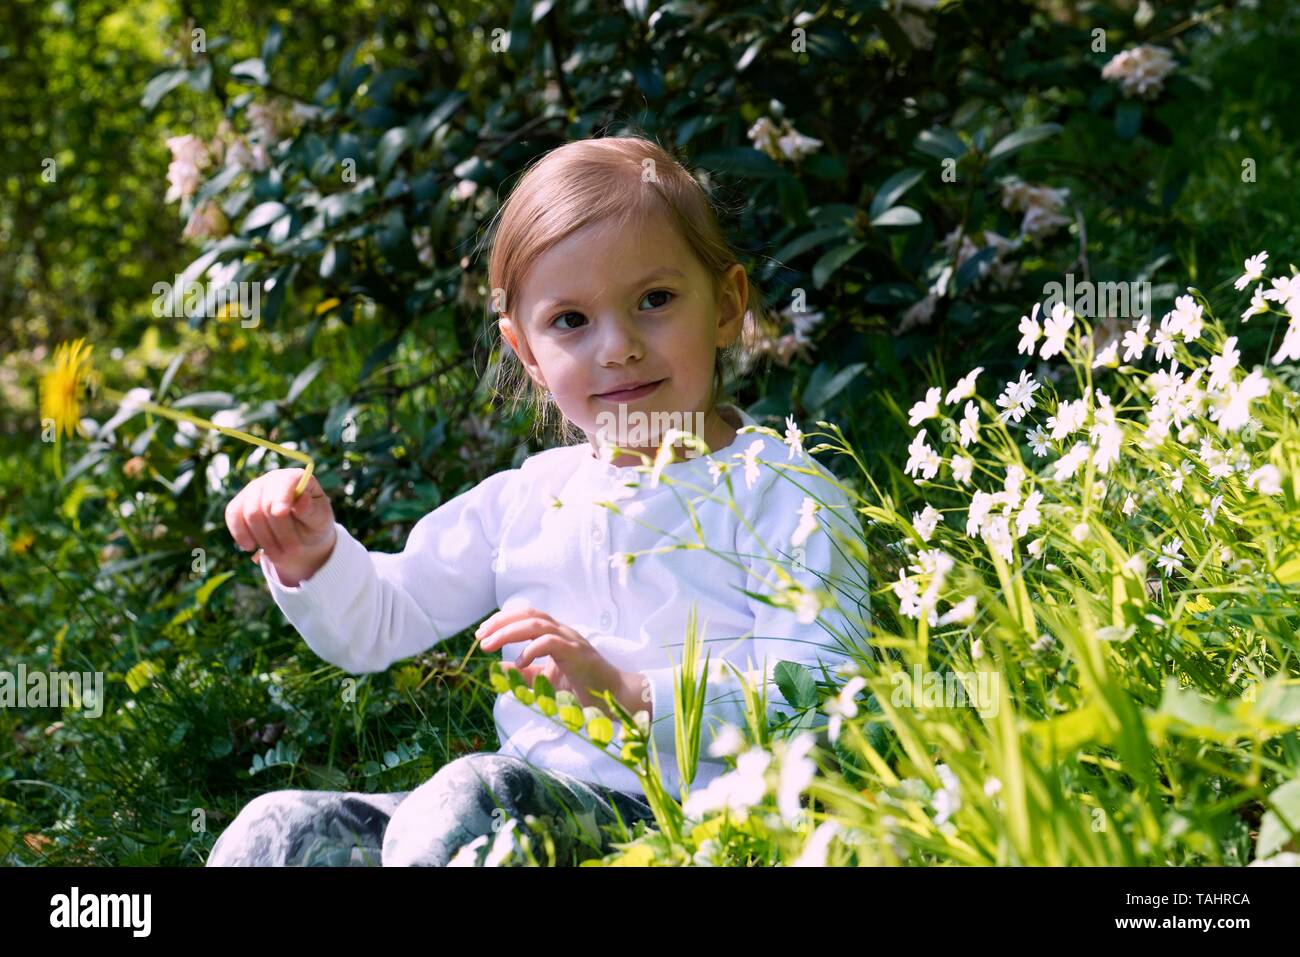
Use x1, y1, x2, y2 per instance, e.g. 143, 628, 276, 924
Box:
480, 133, 772, 446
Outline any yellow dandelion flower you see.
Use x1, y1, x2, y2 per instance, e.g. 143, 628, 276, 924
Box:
40, 338, 96, 441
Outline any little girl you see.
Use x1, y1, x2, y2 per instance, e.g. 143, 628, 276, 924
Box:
208, 134, 871, 867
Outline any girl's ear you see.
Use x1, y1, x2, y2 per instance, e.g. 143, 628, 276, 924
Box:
498, 316, 548, 391
715, 263, 748, 348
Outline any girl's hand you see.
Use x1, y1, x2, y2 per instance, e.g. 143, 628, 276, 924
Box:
476, 607, 651, 721
225, 468, 337, 587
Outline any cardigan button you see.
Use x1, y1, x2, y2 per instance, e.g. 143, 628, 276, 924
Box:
599, 611, 613, 630
591, 525, 604, 544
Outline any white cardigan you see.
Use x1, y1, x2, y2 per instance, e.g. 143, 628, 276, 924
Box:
259, 404, 872, 797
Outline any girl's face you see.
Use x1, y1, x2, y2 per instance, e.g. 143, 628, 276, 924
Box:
500, 209, 748, 464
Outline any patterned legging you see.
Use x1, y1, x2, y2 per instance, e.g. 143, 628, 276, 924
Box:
206, 752, 658, 867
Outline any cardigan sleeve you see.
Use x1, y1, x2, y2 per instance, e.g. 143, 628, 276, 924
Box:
641, 453, 872, 765
258, 467, 519, 674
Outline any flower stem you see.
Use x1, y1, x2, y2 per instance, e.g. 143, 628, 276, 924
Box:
103, 387, 314, 497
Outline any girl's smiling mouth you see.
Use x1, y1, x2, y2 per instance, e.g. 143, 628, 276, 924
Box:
592, 377, 666, 401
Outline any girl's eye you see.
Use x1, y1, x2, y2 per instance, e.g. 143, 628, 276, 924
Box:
551, 311, 586, 330
641, 289, 674, 310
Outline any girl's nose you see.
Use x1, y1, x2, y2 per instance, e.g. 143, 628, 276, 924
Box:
596, 313, 645, 365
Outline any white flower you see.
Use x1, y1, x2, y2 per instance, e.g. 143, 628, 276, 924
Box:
707, 723, 746, 759
945, 366, 983, 404
984, 777, 1002, 797
683, 747, 772, 820
1272, 321, 1300, 365
1027, 424, 1051, 457
784, 415, 805, 459
164, 133, 212, 203
791, 820, 840, 867
792, 497, 820, 547
1152, 314, 1177, 363
905, 430, 941, 481
1016, 489, 1043, 537
741, 439, 765, 490
1100, 44, 1177, 99
982, 513, 1014, 563
1122, 315, 1150, 362
776, 732, 818, 825
1040, 302, 1075, 360
908, 386, 943, 426
777, 128, 824, 162
996, 370, 1041, 424
937, 595, 977, 625
1093, 340, 1119, 368
959, 400, 980, 448
1122, 494, 1137, 517
931, 764, 962, 826
1071, 522, 1090, 543
1202, 493, 1224, 528
609, 552, 634, 587
913, 503, 943, 541
1047, 398, 1087, 441
1218, 369, 1270, 432
1017, 302, 1042, 355
206, 452, 231, 492
826, 676, 867, 744
1208, 336, 1241, 392
1052, 442, 1089, 482
950, 454, 974, 485
1156, 537, 1185, 576
1235, 251, 1268, 291
1262, 274, 1300, 307
1027, 537, 1045, 559
708, 459, 727, 486
1242, 284, 1269, 322
1246, 464, 1282, 495
966, 490, 994, 537
1169, 294, 1204, 342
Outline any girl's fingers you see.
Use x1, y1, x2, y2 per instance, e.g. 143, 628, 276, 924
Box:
268, 471, 308, 547
514, 634, 567, 670
479, 616, 559, 652
226, 497, 259, 554
476, 605, 551, 643
245, 483, 286, 558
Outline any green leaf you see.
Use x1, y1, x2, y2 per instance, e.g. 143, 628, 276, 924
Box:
804, 361, 866, 409
141, 69, 188, 111
286, 358, 325, 404
1258, 779, 1300, 858
416, 92, 467, 145
1115, 101, 1142, 140
320, 242, 348, 280
914, 126, 967, 161
230, 58, 269, 87
242, 201, 289, 232
261, 23, 284, 64
775, 661, 818, 709
986, 123, 1064, 164
376, 126, 414, 179
812, 242, 866, 288
869, 168, 924, 220
870, 206, 921, 227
